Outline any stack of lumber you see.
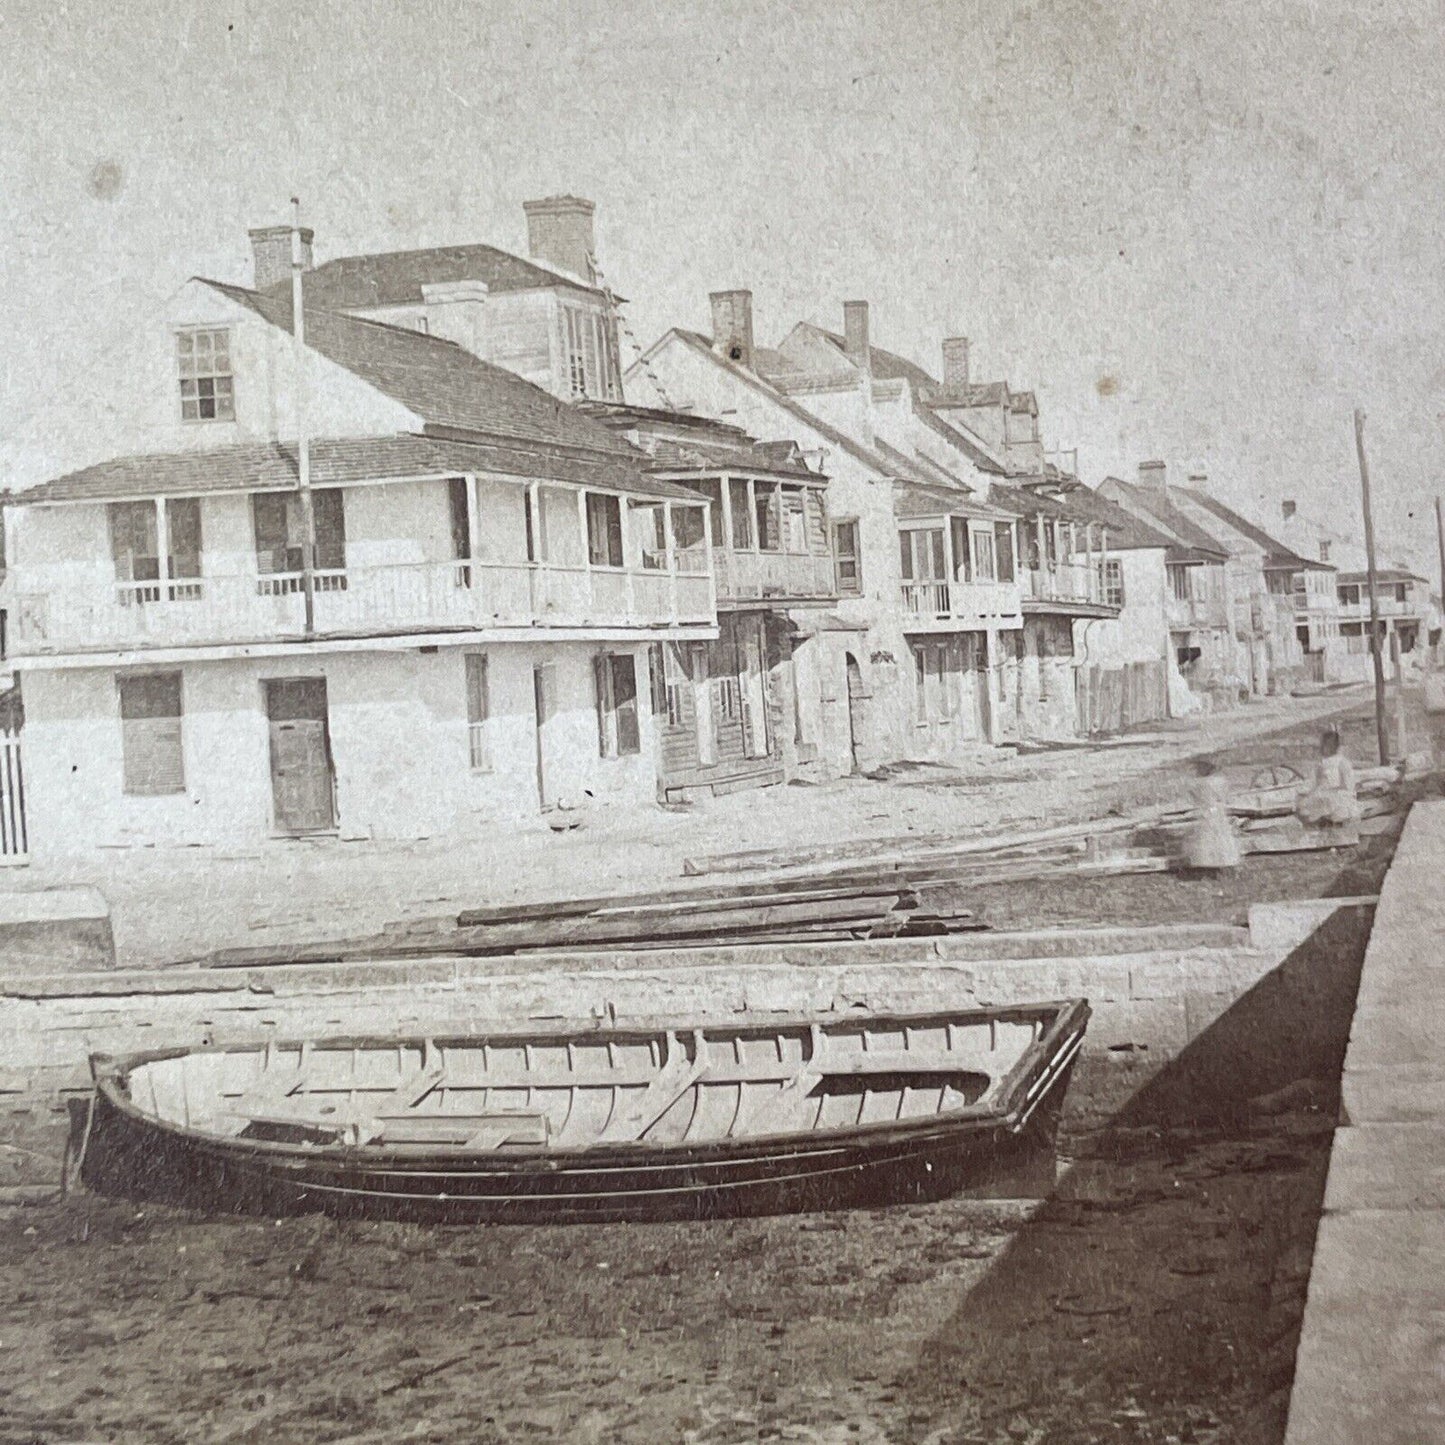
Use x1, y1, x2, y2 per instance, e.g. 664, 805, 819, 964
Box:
199, 877, 984, 970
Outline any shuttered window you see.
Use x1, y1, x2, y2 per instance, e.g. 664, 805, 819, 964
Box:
585, 493, 624, 567
118, 673, 184, 795
465, 654, 491, 771
832, 519, 861, 596
595, 653, 641, 757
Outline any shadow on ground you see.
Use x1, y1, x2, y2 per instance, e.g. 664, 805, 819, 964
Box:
895, 904, 1373, 1444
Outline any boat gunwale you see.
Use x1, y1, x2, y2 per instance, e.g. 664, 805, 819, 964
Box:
88, 999, 1089, 1167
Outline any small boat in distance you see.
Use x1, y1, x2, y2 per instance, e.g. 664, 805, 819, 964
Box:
72, 1000, 1089, 1222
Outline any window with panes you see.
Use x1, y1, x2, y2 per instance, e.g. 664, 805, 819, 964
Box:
177, 329, 235, 422
562, 307, 619, 401
1103, 558, 1125, 607
832, 519, 861, 596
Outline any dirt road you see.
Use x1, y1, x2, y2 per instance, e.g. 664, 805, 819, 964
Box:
0, 1105, 1336, 1445
13, 688, 1394, 968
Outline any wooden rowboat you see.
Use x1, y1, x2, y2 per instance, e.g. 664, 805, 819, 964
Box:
72, 999, 1089, 1222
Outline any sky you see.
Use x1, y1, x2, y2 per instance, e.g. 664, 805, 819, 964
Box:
3, 0, 1444, 575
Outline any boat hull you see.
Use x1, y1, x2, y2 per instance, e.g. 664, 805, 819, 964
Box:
74, 1001, 1088, 1224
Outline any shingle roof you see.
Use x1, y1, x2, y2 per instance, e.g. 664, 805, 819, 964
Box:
270, 243, 601, 309
202, 279, 647, 469
1102, 479, 1230, 561
894, 481, 1015, 522
803, 326, 940, 394
666, 329, 936, 486
1337, 568, 1429, 586
913, 406, 1006, 474
638, 435, 823, 480
932, 380, 1010, 409
14, 433, 704, 506
1035, 483, 1179, 552
1175, 488, 1331, 571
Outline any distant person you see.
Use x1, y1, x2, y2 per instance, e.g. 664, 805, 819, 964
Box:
1182, 757, 1242, 871
1296, 728, 1361, 828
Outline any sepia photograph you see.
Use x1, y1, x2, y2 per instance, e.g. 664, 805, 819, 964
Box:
1, 0, 1442, 1440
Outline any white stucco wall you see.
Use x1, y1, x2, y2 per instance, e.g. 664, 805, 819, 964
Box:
2, 281, 420, 497
20, 641, 659, 859
631, 337, 1027, 769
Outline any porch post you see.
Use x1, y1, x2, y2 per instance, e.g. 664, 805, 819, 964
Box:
464, 475, 480, 596
526, 481, 542, 618
153, 497, 171, 597
701, 500, 717, 619
664, 500, 678, 625
623, 500, 635, 618
718, 474, 734, 599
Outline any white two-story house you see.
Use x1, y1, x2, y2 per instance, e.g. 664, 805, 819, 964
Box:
1, 253, 714, 859
630, 292, 1026, 771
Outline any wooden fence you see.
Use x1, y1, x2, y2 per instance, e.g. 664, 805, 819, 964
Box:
1075, 661, 1169, 737
0, 732, 28, 863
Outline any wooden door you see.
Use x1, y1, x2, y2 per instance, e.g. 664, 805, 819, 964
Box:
845, 654, 866, 773
738, 615, 771, 760
265, 678, 335, 835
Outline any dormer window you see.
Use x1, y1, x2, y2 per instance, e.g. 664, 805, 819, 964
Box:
562, 305, 619, 401
177, 328, 235, 422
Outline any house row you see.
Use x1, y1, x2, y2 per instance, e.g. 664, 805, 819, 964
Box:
0, 197, 1368, 860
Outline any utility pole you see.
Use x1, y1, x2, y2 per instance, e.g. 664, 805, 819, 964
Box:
292, 196, 317, 636
1436, 496, 1445, 636
1353, 409, 1390, 763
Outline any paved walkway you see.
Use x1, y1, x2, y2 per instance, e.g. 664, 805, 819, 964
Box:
9, 690, 1371, 967
1285, 799, 1445, 1444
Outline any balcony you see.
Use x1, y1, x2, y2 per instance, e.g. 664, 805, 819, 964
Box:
11, 559, 716, 660
1167, 594, 1231, 631
900, 579, 1023, 631
713, 549, 837, 606
1337, 594, 1416, 620
1020, 560, 1119, 615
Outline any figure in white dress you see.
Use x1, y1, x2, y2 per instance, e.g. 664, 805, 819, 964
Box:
1295, 729, 1361, 828
1182, 757, 1242, 871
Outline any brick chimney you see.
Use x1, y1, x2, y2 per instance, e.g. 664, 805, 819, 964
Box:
710, 290, 754, 368
249, 224, 312, 293
522, 196, 596, 284
843, 301, 870, 370
942, 337, 970, 389
1137, 459, 1168, 490
1187, 471, 1208, 492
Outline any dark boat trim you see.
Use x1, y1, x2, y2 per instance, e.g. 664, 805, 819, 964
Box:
77, 999, 1089, 1222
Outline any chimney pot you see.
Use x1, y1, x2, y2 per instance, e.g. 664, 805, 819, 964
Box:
843, 301, 870, 369
249, 224, 312, 293
522, 196, 597, 284
1282, 499, 1297, 521
942, 336, 970, 389
710, 290, 754, 369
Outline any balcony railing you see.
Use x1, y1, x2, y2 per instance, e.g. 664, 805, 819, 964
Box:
1020, 559, 1117, 610
12, 559, 715, 658
1337, 595, 1415, 619
714, 549, 837, 604
900, 579, 1023, 628
1167, 594, 1231, 631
